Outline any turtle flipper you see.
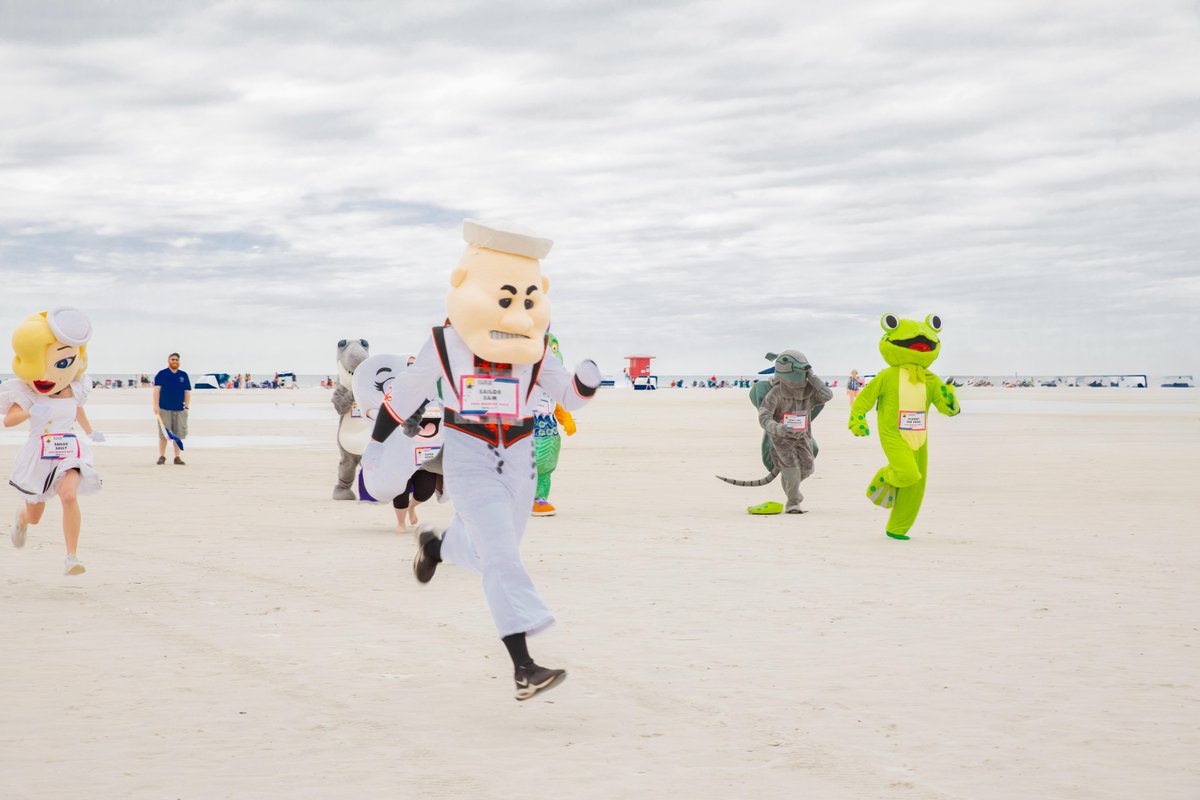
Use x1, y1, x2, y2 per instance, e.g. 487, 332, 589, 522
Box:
866, 467, 896, 509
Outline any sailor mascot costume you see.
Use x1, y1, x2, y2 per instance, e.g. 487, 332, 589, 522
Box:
375, 219, 601, 700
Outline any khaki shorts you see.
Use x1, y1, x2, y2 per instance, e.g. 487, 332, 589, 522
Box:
158, 408, 188, 439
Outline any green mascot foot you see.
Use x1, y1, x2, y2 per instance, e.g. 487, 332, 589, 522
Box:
866, 469, 896, 509
886, 531, 911, 540
748, 501, 784, 515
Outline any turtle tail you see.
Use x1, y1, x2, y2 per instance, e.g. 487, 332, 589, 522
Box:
716, 467, 780, 487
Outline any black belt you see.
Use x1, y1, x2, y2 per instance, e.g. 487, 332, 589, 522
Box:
444, 409, 534, 447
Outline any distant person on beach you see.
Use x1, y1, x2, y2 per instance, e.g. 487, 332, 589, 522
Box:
153, 353, 190, 465
847, 370, 862, 402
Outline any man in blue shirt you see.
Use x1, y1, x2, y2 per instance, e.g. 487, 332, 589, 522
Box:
153, 352, 191, 465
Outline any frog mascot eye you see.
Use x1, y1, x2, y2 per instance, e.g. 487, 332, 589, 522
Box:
881, 313, 900, 332
926, 314, 942, 332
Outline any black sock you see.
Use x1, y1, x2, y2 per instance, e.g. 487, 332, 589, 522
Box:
425, 535, 442, 563
502, 633, 533, 669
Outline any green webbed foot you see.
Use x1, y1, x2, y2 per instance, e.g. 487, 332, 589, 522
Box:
866, 468, 897, 509
886, 532, 911, 540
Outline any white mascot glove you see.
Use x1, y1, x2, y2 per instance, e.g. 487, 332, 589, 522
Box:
89, 431, 107, 443
574, 359, 602, 390
361, 440, 383, 474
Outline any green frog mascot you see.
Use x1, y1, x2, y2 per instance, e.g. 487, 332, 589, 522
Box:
848, 314, 961, 540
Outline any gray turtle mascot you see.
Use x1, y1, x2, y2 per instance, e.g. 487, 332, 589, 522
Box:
717, 350, 832, 514
331, 338, 371, 500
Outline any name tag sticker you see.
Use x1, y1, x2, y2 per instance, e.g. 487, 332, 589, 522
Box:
414, 445, 442, 466
899, 411, 927, 431
783, 413, 808, 431
459, 375, 521, 417
41, 433, 80, 460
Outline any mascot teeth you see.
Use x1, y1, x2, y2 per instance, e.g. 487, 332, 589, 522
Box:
490, 331, 529, 340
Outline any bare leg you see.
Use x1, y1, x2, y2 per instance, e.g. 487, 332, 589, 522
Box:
407, 500, 422, 528
22, 501, 46, 526
393, 506, 407, 533
158, 436, 167, 458
58, 469, 82, 555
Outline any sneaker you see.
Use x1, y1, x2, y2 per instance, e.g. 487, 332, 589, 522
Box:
532, 498, 557, 517
412, 525, 440, 584
514, 662, 567, 701
64, 555, 86, 576
12, 508, 27, 549
156, 456, 166, 465
173, 456, 186, 465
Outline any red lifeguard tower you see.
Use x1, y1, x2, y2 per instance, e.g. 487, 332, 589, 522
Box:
624, 354, 655, 379
624, 354, 657, 390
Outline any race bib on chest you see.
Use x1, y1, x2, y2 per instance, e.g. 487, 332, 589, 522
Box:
350, 402, 363, 419
41, 433, 80, 460
460, 375, 521, 417
899, 410, 927, 431
414, 445, 441, 466
783, 413, 808, 431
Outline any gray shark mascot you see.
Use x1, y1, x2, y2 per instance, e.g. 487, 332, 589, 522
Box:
331, 338, 371, 500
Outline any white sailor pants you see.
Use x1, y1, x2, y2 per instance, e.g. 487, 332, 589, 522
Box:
439, 429, 552, 638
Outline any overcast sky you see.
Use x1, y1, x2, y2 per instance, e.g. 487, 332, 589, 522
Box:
1, 0, 1198, 377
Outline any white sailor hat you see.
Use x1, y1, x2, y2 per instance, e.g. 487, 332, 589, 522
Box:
47, 307, 93, 346
463, 219, 553, 260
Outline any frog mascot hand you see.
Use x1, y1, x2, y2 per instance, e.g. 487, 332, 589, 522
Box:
717, 350, 832, 514
849, 314, 961, 540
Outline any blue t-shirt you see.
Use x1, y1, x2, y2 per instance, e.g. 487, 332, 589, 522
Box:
155, 368, 191, 410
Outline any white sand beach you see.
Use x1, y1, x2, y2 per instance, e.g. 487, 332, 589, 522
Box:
1, 386, 1196, 799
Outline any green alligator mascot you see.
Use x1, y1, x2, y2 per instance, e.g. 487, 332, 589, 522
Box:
848, 314, 961, 540
532, 334, 577, 516
717, 350, 832, 514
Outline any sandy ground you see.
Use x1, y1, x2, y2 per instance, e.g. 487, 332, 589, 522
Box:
0, 385, 1196, 799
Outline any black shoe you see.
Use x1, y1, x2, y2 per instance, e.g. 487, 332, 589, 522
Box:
412, 526, 440, 584
514, 663, 567, 701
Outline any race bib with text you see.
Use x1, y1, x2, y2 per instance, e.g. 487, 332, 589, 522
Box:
459, 375, 521, 417
40, 433, 80, 460
783, 413, 808, 431
414, 445, 442, 466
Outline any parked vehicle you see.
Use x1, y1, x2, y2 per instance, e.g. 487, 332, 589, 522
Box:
193, 372, 231, 389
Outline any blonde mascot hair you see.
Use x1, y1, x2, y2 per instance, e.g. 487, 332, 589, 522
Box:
12, 312, 89, 382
